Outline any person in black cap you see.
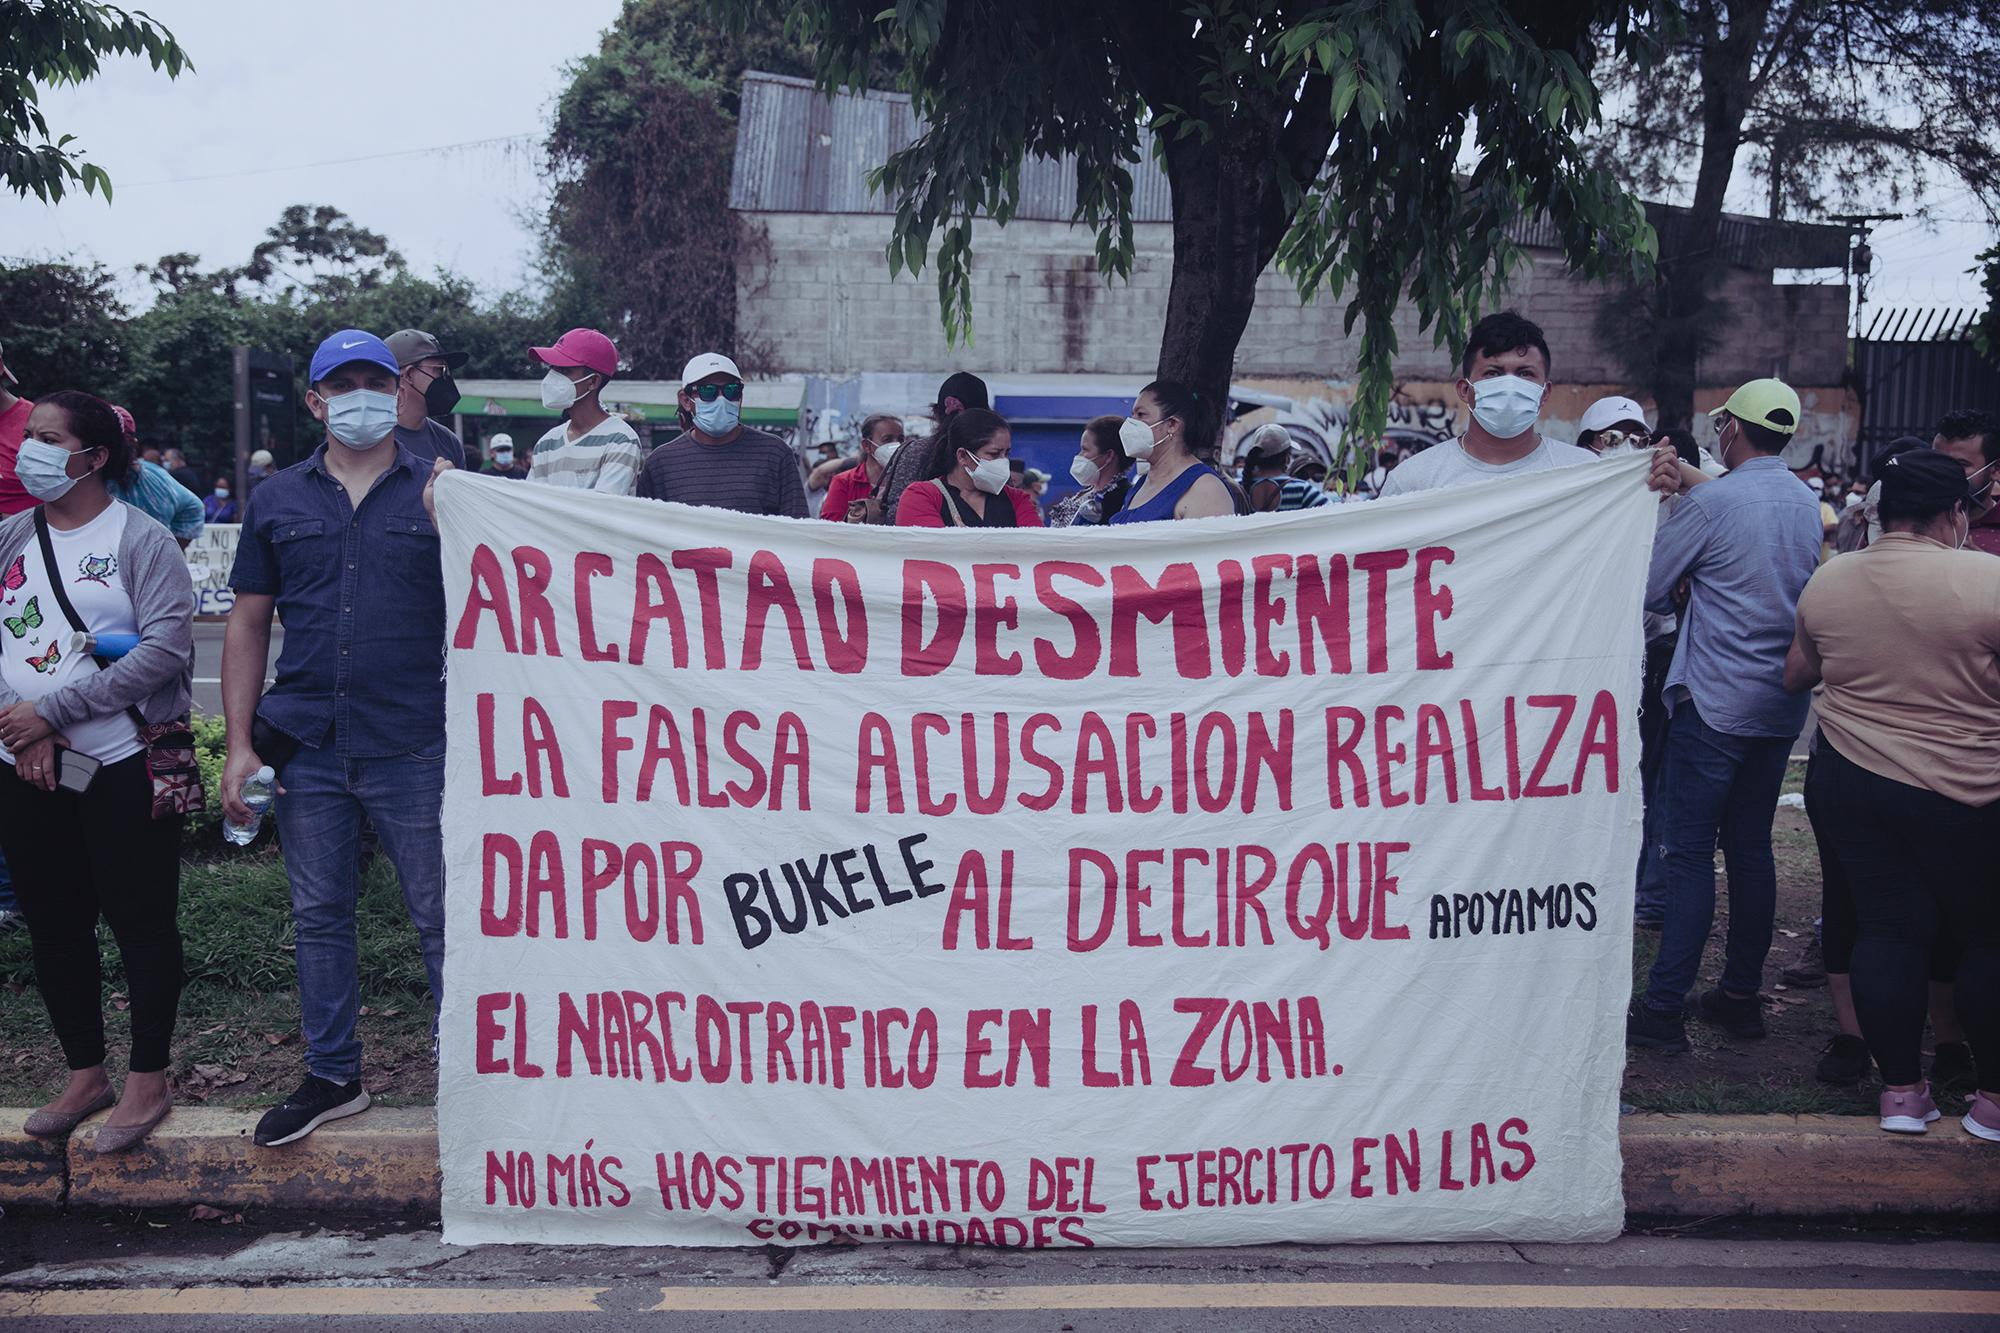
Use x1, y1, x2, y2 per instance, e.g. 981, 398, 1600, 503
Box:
1786, 448, 2000, 1142
384, 329, 468, 469
870, 371, 989, 524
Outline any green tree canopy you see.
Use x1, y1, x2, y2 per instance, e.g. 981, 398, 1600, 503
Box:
543, 0, 825, 376
1, 1, 190, 202
1590, 0, 2000, 428
0, 257, 126, 392
760, 0, 1662, 443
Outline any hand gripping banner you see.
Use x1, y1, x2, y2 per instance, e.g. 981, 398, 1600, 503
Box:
433, 454, 1657, 1246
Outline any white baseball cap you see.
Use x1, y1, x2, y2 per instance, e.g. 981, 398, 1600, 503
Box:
680, 352, 741, 385
1578, 395, 1649, 436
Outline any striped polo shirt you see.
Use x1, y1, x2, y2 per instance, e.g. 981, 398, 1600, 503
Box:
526, 417, 643, 496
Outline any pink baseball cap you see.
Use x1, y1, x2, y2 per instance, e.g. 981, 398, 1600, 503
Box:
111, 404, 137, 437
529, 328, 618, 379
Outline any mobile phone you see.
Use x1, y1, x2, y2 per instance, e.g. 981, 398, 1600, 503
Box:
56, 748, 102, 793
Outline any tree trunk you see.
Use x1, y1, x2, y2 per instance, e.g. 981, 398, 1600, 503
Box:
1154, 120, 1288, 450
1649, 0, 1770, 431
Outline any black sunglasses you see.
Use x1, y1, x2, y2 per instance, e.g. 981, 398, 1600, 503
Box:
689, 382, 744, 403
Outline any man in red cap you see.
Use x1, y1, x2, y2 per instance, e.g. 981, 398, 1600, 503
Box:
524, 327, 640, 496
0, 340, 35, 516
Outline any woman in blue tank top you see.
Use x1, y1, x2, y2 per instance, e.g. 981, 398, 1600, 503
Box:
1107, 380, 1242, 524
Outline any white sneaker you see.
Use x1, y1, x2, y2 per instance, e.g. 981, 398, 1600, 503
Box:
1964, 1091, 2000, 1143
1879, 1082, 1941, 1134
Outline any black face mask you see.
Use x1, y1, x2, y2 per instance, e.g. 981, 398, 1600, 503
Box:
424, 371, 461, 418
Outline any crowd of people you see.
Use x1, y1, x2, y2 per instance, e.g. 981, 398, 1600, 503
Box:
0, 308, 1992, 1153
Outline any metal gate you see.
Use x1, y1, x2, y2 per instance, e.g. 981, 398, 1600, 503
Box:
1853, 308, 2000, 472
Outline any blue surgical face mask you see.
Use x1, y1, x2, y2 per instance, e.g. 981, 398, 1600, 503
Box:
322, 389, 398, 450
1469, 374, 1544, 440
694, 396, 741, 436
15, 439, 95, 502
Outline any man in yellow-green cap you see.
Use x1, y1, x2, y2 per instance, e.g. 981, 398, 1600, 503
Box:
1628, 378, 1825, 1055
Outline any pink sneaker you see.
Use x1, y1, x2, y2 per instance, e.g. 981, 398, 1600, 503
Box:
1964, 1091, 2000, 1143
1880, 1083, 1941, 1134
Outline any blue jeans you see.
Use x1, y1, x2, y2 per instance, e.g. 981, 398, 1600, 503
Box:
0, 845, 16, 914
274, 741, 446, 1083
1641, 702, 1792, 1014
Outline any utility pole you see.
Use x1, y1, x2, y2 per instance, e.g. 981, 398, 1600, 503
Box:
1831, 213, 1904, 340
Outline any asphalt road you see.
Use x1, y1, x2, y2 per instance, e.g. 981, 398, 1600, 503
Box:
190, 621, 276, 718
2, 1215, 1996, 1330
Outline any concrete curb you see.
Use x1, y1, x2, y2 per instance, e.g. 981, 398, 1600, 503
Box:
1620, 1112, 2000, 1217
66, 1107, 438, 1211
1, 1109, 1993, 1217
0, 1124, 65, 1208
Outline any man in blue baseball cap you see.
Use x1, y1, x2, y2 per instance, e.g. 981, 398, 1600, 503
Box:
220, 329, 454, 1147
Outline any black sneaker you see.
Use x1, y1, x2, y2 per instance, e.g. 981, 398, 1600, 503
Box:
1693, 987, 1767, 1038
1779, 938, 1826, 989
1931, 1041, 1976, 1094
1815, 1033, 1872, 1085
254, 1075, 370, 1147
1626, 1001, 1689, 1053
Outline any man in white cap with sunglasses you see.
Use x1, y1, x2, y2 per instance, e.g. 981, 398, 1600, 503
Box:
637, 352, 806, 517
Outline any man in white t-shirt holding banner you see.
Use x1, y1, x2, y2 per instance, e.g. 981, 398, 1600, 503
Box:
1380, 312, 1681, 499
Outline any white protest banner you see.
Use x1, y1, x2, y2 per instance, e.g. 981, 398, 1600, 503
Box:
185, 524, 239, 617
433, 455, 1656, 1248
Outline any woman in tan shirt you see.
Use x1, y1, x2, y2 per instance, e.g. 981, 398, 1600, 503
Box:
1785, 449, 2000, 1142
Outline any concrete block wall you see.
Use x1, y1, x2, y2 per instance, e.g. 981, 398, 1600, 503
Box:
736, 211, 1850, 392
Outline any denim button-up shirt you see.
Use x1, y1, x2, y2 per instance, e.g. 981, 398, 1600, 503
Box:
1646, 455, 1823, 737
228, 443, 445, 757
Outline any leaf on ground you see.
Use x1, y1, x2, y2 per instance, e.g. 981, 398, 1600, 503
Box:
262, 1031, 295, 1046
188, 1204, 243, 1224
110, 993, 130, 1012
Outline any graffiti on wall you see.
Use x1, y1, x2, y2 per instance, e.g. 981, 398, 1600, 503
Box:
1229, 382, 1464, 469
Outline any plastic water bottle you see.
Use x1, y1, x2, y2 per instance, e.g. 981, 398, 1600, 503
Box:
223, 766, 276, 847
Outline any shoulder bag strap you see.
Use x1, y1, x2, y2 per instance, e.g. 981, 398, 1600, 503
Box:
932, 479, 967, 528
35, 508, 149, 731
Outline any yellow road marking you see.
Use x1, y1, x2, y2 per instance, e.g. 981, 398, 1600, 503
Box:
651, 1282, 2000, 1315
0, 1287, 606, 1317
4, 1281, 1995, 1318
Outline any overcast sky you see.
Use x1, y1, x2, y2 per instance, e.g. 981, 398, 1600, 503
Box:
1, 0, 1988, 326
0, 0, 624, 303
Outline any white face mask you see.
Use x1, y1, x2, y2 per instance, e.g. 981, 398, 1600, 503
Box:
540, 368, 593, 411
1069, 452, 1100, 487
1119, 416, 1160, 460
963, 452, 1011, 495
870, 439, 901, 469
1468, 374, 1544, 440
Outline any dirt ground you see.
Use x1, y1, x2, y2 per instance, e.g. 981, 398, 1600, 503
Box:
1622, 806, 1970, 1117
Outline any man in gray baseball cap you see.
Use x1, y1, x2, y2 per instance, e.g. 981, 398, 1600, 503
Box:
384, 328, 468, 469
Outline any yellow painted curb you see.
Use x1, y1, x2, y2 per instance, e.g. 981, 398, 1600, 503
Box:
0, 1120, 66, 1207
65, 1106, 438, 1210
0, 1109, 1992, 1216
1621, 1112, 2000, 1217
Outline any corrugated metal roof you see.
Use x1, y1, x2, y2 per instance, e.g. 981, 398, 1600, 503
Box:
730, 71, 1174, 222
731, 69, 1849, 269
